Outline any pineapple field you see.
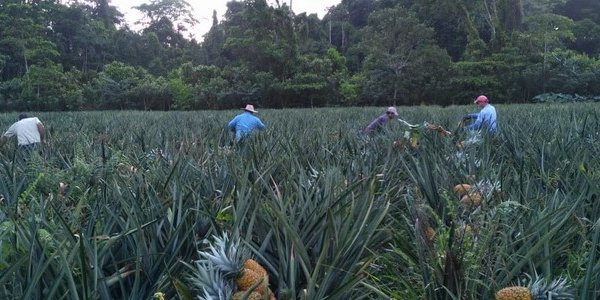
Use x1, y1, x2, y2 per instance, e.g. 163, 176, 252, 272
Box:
0, 104, 599, 299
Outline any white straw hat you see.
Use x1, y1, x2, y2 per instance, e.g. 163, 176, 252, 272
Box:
242, 104, 258, 113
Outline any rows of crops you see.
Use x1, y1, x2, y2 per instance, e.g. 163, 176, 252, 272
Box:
0, 104, 599, 299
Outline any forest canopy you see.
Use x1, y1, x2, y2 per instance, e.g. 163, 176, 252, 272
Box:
1, 0, 599, 111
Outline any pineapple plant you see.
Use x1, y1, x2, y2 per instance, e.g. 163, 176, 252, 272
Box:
495, 277, 574, 300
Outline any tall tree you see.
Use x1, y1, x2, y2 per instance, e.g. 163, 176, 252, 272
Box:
221, 0, 298, 79
80, 0, 124, 29
200, 10, 226, 66
134, 0, 198, 35
360, 7, 451, 105
0, 0, 60, 80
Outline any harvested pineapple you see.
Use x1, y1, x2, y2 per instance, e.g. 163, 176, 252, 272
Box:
495, 277, 573, 300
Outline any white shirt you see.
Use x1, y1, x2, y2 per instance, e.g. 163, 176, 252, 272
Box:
3, 117, 43, 146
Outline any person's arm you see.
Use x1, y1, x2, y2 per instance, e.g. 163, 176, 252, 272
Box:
463, 113, 479, 121
37, 122, 47, 144
257, 119, 266, 130
0, 124, 16, 147
464, 114, 483, 130
227, 116, 238, 132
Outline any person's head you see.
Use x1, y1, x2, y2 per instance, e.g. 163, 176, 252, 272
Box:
386, 106, 398, 119
18, 113, 30, 120
474, 95, 489, 108
242, 104, 258, 114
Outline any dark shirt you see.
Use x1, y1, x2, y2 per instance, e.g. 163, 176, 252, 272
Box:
364, 114, 390, 134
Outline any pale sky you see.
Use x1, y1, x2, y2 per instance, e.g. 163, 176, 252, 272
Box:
110, 0, 341, 40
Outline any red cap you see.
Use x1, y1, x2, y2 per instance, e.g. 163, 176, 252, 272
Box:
474, 95, 488, 104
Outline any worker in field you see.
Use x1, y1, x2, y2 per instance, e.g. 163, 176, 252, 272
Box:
462, 95, 498, 134
0, 113, 47, 153
228, 104, 266, 141
363, 106, 398, 135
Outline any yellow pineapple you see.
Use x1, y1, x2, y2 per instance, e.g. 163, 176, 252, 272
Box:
460, 192, 482, 207
424, 226, 436, 242
453, 184, 471, 196
244, 259, 268, 278
237, 268, 269, 293
232, 291, 264, 300
463, 224, 473, 235
410, 136, 419, 148
495, 286, 532, 300
495, 277, 573, 300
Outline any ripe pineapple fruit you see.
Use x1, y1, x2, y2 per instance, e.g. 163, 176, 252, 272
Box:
495, 286, 532, 300
244, 258, 268, 277
232, 291, 263, 300
495, 277, 574, 300
237, 267, 268, 293
232, 290, 276, 300
424, 226, 436, 242
453, 184, 471, 196
460, 192, 482, 207
410, 136, 419, 148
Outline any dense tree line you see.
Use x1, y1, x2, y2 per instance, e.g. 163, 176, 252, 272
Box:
0, 0, 599, 111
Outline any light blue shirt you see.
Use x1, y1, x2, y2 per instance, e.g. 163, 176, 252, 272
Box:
228, 112, 266, 141
465, 104, 498, 133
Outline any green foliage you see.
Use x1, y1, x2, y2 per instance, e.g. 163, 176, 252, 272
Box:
20, 63, 83, 111
339, 76, 361, 105
168, 77, 192, 110
532, 93, 600, 103
571, 19, 600, 56
0, 0, 599, 109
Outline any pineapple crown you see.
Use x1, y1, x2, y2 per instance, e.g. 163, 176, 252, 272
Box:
199, 232, 248, 278
192, 261, 233, 300
528, 276, 574, 300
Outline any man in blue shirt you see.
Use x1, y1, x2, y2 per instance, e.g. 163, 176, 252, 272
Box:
463, 95, 498, 134
228, 104, 266, 141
